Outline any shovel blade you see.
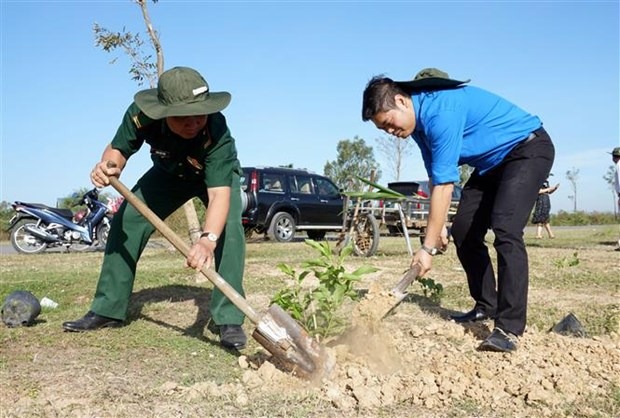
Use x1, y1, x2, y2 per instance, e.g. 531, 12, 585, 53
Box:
252, 304, 334, 380
387, 265, 421, 309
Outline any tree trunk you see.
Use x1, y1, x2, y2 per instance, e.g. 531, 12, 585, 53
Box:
137, 0, 201, 245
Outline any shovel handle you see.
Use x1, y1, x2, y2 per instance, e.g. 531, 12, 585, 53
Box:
391, 264, 422, 296
107, 175, 261, 324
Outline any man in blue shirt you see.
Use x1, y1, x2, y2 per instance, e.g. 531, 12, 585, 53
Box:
362, 68, 555, 352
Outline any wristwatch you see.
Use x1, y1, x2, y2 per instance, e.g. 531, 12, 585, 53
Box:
200, 231, 218, 243
421, 244, 438, 256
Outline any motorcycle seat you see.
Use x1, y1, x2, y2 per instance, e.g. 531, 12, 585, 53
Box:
16, 202, 74, 219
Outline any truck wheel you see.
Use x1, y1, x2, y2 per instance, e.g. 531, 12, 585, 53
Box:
268, 212, 296, 242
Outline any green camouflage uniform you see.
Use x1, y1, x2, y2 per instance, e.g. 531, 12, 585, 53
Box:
90, 103, 245, 326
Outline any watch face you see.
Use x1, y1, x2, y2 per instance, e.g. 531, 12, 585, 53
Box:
202, 232, 218, 242
423, 245, 437, 255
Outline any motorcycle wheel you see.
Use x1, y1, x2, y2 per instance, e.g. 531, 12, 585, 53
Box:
68, 242, 91, 252
10, 219, 48, 254
96, 221, 111, 248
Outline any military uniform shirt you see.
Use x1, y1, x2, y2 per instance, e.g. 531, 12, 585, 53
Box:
110, 103, 240, 187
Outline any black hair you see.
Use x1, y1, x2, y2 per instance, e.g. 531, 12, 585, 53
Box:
361, 75, 409, 121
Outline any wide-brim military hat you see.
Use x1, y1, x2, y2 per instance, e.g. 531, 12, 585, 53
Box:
134, 66, 231, 119
609, 147, 620, 157
395, 67, 470, 92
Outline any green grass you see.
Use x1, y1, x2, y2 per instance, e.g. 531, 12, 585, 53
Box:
1, 225, 619, 417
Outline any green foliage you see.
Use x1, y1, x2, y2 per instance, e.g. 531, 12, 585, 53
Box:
416, 276, 444, 303
0, 201, 13, 240
93, 22, 158, 86
271, 240, 378, 339
57, 187, 115, 210
549, 211, 617, 226
343, 176, 406, 201
553, 251, 580, 268
324, 136, 381, 191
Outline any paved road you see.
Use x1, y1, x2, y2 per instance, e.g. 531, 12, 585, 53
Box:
1, 225, 610, 256
0, 238, 173, 256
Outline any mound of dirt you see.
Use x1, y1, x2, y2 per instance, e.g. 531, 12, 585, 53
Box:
190, 302, 620, 417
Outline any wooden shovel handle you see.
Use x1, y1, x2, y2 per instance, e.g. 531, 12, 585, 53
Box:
391, 264, 422, 296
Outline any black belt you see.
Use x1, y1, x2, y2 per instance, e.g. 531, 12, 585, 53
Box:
524, 127, 545, 144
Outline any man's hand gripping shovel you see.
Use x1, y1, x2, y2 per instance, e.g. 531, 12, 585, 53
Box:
106, 169, 334, 380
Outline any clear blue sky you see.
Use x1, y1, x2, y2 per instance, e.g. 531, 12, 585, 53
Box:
1, 1, 618, 213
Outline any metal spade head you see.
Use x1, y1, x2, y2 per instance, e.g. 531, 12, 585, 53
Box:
252, 304, 335, 380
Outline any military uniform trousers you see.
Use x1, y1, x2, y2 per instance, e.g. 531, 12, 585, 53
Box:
90, 166, 246, 325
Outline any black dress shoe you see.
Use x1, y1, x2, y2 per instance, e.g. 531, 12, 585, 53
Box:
62, 311, 123, 332
219, 325, 247, 350
478, 327, 518, 353
450, 308, 492, 323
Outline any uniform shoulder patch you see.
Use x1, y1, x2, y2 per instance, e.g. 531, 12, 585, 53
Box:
131, 111, 155, 130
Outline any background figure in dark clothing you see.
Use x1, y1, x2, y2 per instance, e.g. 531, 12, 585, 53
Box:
532, 179, 559, 239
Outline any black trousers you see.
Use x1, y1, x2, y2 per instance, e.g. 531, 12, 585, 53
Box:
451, 129, 555, 336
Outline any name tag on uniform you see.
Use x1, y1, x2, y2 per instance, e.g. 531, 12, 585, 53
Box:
151, 149, 171, 158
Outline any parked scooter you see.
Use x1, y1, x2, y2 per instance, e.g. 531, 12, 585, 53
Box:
7, 189, 113, 254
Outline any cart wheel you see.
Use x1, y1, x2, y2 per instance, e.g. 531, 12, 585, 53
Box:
346, 212, 380, 257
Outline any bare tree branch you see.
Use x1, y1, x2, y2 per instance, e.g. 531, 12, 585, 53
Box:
135, 0, 164, 76
375, 135, 413, 181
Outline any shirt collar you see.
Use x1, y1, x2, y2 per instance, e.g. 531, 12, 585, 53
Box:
410, 93, 424, 137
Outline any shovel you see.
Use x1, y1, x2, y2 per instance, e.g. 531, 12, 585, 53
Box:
378, 264, 423, 319
389, 264, 422, 309
107, 175, 333, 380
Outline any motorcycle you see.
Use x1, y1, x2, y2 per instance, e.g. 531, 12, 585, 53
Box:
7, 188, 113, 254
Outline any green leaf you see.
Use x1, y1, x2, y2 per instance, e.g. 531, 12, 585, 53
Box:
351, 265, 379, 276
355, 176, 407, 197
340, 245, 353, 257
343, 191, 406, 200
303, 260, 330, 269
304, 239, 333, 258
341, 273, 362, 282
277, 263, 295, 277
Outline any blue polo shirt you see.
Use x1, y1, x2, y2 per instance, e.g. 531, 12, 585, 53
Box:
410, 86, 542, 184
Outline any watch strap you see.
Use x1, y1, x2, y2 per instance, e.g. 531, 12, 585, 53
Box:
421, 244, 437, 256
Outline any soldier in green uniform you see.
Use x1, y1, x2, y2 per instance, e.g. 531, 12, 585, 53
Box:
63, 67, 247, 349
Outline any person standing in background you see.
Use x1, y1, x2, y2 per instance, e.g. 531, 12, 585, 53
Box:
532, 178, 559, 239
